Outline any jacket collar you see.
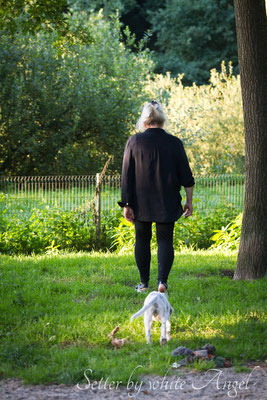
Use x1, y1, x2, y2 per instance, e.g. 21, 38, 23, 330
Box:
144, 128, 166, 134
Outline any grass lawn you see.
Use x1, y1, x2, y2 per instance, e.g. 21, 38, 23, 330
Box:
0, 250, 266, 385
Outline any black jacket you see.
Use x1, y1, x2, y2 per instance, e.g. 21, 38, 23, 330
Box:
118, 128, 195, 222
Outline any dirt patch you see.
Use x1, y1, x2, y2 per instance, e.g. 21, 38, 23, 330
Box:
1, 364, 266, 400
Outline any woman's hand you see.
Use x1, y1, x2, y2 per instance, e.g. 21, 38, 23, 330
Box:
124, 206, 135, 223
183, 201, 193, 218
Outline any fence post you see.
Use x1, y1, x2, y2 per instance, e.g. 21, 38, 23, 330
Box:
96, 173, 101, 240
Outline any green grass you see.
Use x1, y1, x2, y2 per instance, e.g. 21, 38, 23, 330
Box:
0, 250, 266, 385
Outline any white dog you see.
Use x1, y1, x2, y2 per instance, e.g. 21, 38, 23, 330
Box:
130, 291, 173, 345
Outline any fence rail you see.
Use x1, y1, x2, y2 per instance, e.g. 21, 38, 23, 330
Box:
0, 174, 244, 225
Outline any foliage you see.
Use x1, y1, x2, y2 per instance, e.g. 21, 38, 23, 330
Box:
111, 217, 136, 251
0, 11, 153, 175
0, 204, 113, 255
0, 0, 68, 35
67, 0, 159, 43
0, 3, 242, 176
174, 203, 239, 249
149, 0, 238, 84
145, 62, 245, 175
211, 213, 242, 250
0, 190, 239, 254
0, 194, 8, 232
68, 0, 134, 15
112, 203, 239, 253
0, 250, 266, 384
69, 0, 238, 84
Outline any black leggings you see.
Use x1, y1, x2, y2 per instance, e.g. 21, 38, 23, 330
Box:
134, 220, 175, 286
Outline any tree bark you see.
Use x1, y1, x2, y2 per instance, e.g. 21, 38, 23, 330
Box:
234, 0, 267, 279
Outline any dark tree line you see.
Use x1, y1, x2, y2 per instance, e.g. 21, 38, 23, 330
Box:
68, 0, 238, 84
0, 0, 238, 84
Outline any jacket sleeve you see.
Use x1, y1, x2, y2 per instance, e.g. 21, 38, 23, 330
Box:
177, 141, 195, 188
118, 138, 135, 208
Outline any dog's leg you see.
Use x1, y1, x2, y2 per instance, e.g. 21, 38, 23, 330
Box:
150, 319, 154, 330
160, 319, 167, 345
166, 319, 171, 341
144, 312, 152, 344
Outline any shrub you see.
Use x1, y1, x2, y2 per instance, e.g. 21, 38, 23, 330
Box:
0, 11, 153, 175
0, 194, 240, 255
112, 203, 239, 252
0, 206, 111, 255
145, 62, 244, 175
210, 213, 242, 251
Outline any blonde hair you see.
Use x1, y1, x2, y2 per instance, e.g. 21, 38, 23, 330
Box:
136, 101, 168, 132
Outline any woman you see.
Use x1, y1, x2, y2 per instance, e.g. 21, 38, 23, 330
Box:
118, 101, 195, 293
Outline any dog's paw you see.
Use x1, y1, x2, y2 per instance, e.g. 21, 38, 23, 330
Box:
160, 338, 167, 346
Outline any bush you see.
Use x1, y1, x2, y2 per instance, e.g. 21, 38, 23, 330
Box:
0, 11, 153, 175
210, 213, 242, 251
0, 206, 112, 255
0, 191, 240, 255
112, 203, 239, 252
145, 62, 244, 175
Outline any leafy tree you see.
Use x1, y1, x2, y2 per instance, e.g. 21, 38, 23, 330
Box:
149, 0, 238, 84
0, 11, 153, 175
67, 0, 134, 14
67, 0, 154, 41
0, 0, 68, 34
68, 1, 239, 84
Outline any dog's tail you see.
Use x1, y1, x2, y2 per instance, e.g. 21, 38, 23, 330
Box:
130, 299, 155, 322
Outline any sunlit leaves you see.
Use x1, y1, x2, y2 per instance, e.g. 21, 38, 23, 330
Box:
145, 62, 244, 175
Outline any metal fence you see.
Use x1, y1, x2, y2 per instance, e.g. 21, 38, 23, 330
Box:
0, 174, 244, 223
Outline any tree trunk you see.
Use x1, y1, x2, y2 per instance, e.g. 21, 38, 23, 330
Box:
233, 0, 267, 279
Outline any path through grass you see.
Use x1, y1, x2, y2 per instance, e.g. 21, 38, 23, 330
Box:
0, 250, 266, 385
